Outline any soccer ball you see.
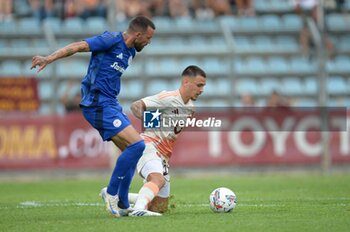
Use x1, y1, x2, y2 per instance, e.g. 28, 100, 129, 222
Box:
209, 187, 237, 213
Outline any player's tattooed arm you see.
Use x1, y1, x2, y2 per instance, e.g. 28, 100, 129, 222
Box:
130, 100, 146, 120
31, 41, 90, 72
47, 41, 90, 62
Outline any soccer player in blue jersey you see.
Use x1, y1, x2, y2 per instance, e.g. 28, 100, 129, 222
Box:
31, 16, 155, 217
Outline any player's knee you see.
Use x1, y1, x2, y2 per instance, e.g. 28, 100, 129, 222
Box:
157, 177, 166, 189
148, 173, 165, 189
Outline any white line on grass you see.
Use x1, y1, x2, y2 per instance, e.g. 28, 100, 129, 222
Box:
17, 201, 281, 209
17, 201, 104, 208
182, 203, 284, 207
12, 200, 350, 209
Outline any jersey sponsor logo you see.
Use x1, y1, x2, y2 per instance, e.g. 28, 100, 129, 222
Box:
144, 109, 161, 128
116, 53, 123, 59
110, 62, 125, 73
113, 119, 122, 128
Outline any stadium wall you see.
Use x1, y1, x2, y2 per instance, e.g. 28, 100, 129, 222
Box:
0, 111, 349, 169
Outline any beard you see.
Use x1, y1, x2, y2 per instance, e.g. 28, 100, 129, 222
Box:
134, 42, 145, 52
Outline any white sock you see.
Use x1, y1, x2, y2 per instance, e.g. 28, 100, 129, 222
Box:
134, 182, 159, 210
128, 193, 138, 204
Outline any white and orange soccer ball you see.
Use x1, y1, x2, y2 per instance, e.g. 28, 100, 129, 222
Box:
209, 187, 237, 213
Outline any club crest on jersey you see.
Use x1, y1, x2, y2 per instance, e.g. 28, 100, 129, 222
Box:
143, 109, 161, 128
113, 119, 122, 128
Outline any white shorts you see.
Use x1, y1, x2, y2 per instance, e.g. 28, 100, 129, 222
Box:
137, 142, 170, 198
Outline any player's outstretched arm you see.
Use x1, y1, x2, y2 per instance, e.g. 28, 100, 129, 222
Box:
130, 100, 146, 120
31, 41, 90, 72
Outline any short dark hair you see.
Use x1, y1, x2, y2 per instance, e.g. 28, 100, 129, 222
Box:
128, 16, 156, 33
182, 65, 206, 78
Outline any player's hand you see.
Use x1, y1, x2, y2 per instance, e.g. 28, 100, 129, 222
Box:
31, 55, 49, 73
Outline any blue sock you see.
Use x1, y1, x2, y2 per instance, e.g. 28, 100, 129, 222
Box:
117, 167, 136, 209
107, 140, 145, 208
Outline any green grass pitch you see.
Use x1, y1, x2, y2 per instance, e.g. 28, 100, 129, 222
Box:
1, 173, 350, 232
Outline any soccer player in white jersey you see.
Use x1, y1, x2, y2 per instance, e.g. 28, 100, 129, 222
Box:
101, 65, 206, 216
130, 65, 206, 216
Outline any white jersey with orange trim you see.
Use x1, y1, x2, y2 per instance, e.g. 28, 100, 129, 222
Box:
141, 89, 195, 161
